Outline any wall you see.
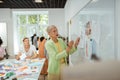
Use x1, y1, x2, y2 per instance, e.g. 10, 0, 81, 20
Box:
65, 0, 91, 24
48, 9, 65, 36
0, 8, 65, 56
0, 9, 13, 56
64, 0, 91, 38
115, 0, 120, 60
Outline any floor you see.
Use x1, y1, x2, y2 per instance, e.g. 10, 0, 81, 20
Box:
39, 75, 48, 80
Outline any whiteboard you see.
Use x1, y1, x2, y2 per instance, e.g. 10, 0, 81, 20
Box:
69, 0, 115, 65
0, 22, 7, 47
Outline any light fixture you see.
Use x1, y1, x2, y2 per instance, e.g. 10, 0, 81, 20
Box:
91, 0, 98, 3
35, 0, 43, 3
0, 0, 3, 3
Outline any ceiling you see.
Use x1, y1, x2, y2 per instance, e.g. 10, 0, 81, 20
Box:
0, 0, 67, 9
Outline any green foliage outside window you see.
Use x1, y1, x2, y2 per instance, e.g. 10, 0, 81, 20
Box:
28, 15, 37, 24
18, 26, 27, 44
19, 15, 26, 24
39, 14, 48, 25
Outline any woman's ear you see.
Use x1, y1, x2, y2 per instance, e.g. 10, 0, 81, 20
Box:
48, 33, 50, 36
48, 32, 51, 36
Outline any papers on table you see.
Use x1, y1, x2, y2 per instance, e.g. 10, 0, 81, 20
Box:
20, 53, 27, 60
0, 71, 6, 77
23, 78, 36, 80
0, 58, 45, 79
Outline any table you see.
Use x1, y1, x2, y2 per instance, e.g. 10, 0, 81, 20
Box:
0, 58, 45, 80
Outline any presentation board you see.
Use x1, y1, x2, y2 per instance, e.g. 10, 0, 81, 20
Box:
69, 0, 115, 65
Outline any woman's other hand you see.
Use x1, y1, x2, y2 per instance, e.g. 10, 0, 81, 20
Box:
68, 40, 74, 48
15, 53, 22, 60
66, 40, 74, 54
74, 37, 80, 48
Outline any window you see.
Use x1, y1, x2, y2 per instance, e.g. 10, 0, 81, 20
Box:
13, 11, 48, 48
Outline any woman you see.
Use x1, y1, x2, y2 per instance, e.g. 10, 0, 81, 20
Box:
15, 37, 37, 60
0, 37, 6, 60
45, 25, 80, 80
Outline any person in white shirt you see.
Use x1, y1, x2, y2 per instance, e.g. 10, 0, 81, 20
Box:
15, 37, 37, 60
84, 21, 98, 61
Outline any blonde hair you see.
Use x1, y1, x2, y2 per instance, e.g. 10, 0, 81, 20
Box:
46, 25, 56, 33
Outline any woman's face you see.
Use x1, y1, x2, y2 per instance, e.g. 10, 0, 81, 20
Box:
49, 27, 58, 39
23, 38, 29, 46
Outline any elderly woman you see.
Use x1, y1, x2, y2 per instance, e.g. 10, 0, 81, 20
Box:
45, 25, 80, 80
15, 37, 37, 60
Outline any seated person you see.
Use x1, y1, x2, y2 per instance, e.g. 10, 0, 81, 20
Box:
15, 37, 37, 60
0, 37, 6, 60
